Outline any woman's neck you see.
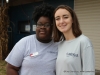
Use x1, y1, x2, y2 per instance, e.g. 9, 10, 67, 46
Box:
63, 29, 75, 41
37, 37, 52, 43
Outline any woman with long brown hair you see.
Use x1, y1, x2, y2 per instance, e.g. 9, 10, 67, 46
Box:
53, 5, 95, 75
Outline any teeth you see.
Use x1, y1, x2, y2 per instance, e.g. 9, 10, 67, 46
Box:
40, 29, 46, 33
59, 25, 66, 28
40, 31, 45, 33
60, 26, 65, 28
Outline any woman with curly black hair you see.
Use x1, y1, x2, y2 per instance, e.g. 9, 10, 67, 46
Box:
5, 3, 58, 75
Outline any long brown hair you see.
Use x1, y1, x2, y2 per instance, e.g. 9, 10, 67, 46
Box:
53, 5, 82, 42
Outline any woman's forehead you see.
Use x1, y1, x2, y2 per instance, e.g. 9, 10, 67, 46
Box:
37, 16, 51, 23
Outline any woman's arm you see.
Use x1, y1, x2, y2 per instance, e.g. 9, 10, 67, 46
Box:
6, 63, 20, 75
81, 46, 95, 75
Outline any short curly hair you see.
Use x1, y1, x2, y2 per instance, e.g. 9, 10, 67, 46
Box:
32, 3, 54, 24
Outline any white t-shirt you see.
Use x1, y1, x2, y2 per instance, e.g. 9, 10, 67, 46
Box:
56, 34, 95, 75
5, 34, 58, 75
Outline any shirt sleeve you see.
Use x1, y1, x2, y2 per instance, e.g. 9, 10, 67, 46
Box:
81, 46, 95, 75
5, 38, 27, 67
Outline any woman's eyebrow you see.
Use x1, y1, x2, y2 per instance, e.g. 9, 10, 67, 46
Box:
55, 14, 69, 18
63, 14, 69, 16
37, 22, 50, 24
55, 16, 60, 19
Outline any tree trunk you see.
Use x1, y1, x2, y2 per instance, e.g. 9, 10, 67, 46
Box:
0, 4, 9, 60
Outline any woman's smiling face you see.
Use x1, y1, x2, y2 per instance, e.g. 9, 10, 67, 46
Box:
54, 8, 73, 34
36, 16, 52, 41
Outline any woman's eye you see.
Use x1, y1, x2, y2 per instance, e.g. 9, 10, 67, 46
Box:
45, 24, 50, 26
64, 16, 68, 18
37, 24, 42, 26
55, 18, 60, 20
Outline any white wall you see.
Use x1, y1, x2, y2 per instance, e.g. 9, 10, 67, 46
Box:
74, 0, 100, 70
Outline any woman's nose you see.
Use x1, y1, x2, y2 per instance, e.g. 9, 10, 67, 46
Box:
59, 18, 64, 23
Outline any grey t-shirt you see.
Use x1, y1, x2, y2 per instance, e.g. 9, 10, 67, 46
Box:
56, 34, 95, 75
5, 34, 58, 75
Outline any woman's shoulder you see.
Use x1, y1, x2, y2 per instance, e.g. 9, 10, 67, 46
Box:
15, 34, 36, 45
20, 34, 35, 41
22, 34, 35, 40
79, 34, 90, 41
79, 34, 92, 47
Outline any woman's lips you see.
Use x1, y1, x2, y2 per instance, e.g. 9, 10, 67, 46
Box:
39, 30, 46, 34
60, 25, 66, 29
